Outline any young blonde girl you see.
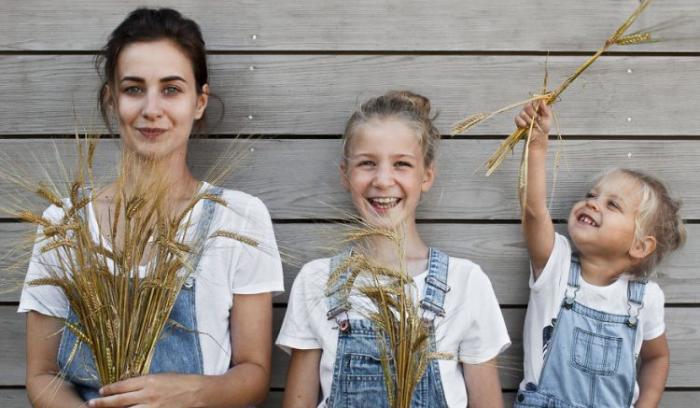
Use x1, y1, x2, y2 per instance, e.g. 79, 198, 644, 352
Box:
277, 91, 511, 407
513, 103, 685, 408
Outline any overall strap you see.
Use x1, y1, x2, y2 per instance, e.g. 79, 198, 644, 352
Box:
626, 279, 647, 328
420, 248, 450, 323
184, 186, 223, 286
563, 255, 582, 307
325, 249, 353, 323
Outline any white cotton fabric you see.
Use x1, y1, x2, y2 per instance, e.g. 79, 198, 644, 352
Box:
18, 183, 284, 375
276, 255, 511, 408
520, 233, 666, 405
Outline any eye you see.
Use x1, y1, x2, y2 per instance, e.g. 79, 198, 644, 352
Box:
394, 161, 413, 168
163, 85, 182, 95
608, 200, 621, 211
357, 160, 375, 167
585, 192, 597, 199
122, 86, 143, 95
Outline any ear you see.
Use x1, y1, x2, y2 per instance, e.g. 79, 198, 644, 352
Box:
339, 160, 351, 191
421, 162, 436, 193
629, 235, 657, 262
194, 84, 210, 120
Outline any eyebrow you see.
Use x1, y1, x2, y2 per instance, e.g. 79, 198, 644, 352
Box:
119, 75, 187, 83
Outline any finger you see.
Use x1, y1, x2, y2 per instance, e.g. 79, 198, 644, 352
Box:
100, 377, 145, 396
537, 102, 552, 118
88, 390, 143, 408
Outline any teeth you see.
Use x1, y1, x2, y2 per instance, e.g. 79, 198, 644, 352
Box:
369, 197, 400, 209
578, 214, 598, 227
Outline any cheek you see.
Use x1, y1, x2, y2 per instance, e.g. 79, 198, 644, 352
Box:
116, 98, 141, 124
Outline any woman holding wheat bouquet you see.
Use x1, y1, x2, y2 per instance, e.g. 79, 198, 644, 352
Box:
19, 8, 283, 407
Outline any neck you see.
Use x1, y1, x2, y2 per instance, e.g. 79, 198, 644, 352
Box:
579, 254, 632, 286
363, 220, 429, 276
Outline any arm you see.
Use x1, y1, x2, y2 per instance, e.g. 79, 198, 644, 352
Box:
515, 102, 554, 277
635, 334, 669, 408
283, 349, 322, 408
463, 359, 503, 408
93, 292, 274, 408
25, 311, 86, 407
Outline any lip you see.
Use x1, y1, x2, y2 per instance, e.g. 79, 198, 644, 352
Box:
366, 196, 402, 214
137, 127, 167, 140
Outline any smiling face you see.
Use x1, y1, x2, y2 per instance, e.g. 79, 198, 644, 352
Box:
568, 171, 644, 260
113, 39, 208, 159
341, 117, 435, 228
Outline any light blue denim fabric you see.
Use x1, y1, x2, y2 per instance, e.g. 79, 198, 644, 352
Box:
56, 186, 223, 400
325, 248, 450, 408
514, 258, 646, 408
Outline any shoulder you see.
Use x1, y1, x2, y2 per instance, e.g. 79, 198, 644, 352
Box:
445, 255, 495, 293
642, 279, 665, 308
296, 258, 332, 282
207, 185, 272, 227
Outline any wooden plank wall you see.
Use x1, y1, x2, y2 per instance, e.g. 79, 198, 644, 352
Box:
2, 1, 699, 406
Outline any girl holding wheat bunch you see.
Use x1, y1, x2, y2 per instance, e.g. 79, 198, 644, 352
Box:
19, 8, 283, 407
512, 102, 684, 408
277, 91, 511, 407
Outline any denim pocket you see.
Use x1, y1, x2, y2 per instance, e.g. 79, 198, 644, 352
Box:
571, 328, 622, 376
341, 353, 389, 407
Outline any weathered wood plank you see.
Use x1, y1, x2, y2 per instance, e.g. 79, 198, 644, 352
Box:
2, 307, 699, 389
4, 222, 699, 304
0, 139, 698, 220
1, 55, 699, 135
3, 388, 698, 407
1, 0, 697, 52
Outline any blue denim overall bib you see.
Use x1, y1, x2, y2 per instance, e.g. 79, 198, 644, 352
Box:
515, 258, 646, 408
324, 248, 451, 408
56, 186, 223, 400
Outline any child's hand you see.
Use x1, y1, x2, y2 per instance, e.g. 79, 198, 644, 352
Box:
515, 101, 552, 151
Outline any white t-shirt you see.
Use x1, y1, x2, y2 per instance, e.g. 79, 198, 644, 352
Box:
277, 255, 511, 408
520, 233, 665, 405
18, 183, 284, 375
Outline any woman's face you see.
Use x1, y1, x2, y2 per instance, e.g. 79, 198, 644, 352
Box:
113, 39, 208, 159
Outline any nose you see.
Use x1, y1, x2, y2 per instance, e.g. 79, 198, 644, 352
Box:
585, 197, 600, 211
141, 90, 163, 121
372, 163, 395, 189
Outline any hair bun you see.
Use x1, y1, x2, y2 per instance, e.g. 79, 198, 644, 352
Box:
384, 90, 432, 118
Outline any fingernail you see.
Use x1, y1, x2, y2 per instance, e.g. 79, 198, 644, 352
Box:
88, 400, 95, 407
99, 387, 105, 395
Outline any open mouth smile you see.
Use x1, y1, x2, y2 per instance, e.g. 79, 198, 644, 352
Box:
577, 213, 599, 227
367, 197, 402, 210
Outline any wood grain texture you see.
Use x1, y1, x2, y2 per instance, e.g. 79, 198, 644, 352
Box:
3, 222, 699, 304
2, 307, 698, 389
1, 0, 697, 52
2, 388, 698, 407
0, 139, 698, 220
1, 55, 699, 135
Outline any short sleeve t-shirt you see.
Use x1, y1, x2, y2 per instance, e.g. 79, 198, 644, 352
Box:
277, 255, 511, 407
18, 183, 284, 375
520, 233, 666, 405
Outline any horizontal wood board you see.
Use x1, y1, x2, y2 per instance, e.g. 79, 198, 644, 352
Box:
1, 55, 700, 135
0, 139, 699, 220
2, 222, 699, 304
1, 307, 699, 389
1, 0, 698, 52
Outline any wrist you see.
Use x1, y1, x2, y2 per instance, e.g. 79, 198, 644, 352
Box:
188, 374, 209, 408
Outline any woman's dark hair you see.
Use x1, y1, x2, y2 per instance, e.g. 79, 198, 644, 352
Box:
96, 8, 209, 134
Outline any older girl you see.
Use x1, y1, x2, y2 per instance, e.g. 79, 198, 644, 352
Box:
20, 8, 283, 407
277, 91, 510, 407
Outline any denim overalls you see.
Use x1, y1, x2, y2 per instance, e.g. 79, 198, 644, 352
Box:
324, 248, 451, 408
56, 186, 223, 400
515, 258, 646, 408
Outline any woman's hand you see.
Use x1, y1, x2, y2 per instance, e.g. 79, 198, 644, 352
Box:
89, 373, 203, 408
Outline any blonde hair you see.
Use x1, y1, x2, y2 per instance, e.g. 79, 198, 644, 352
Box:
598, 168, 686, 277
342, 90, 441, 166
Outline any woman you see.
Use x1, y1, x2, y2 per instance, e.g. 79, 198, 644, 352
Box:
20, 8, 283, 407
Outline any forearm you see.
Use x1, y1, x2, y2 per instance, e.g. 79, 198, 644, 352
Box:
523, 147, 555, 274
192, 362, 270, 408
635, 355, 669, 408
463, 360, 504, 408
26, 373, 84, 408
